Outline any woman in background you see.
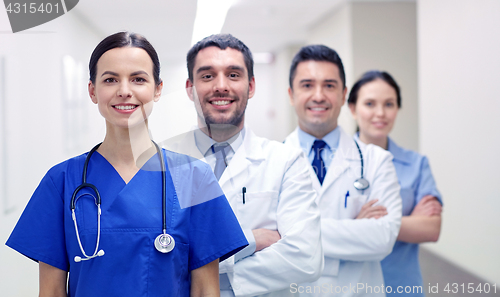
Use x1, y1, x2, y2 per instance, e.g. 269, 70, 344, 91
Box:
6, 31, 247, 297
348, 70, 442, 296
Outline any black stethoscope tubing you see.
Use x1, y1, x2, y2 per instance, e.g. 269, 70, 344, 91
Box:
70, 141, 174, 262
353, 140, 370, 191
71, 143, 102, 210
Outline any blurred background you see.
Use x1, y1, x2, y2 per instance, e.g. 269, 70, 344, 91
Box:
1, 0, 499, 295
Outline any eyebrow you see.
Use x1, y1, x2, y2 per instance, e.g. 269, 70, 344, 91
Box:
101, 71, 118, 77
299, 79, 339, 84
130, 71, 149, 77
100, 70, 149, 77
196, 66, 212, 74
228, 65, 245, 72
196, 65, 245, 74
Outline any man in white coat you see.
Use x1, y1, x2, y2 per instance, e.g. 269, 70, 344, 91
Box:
284, 45, 402, 296
164, 34, 323, 296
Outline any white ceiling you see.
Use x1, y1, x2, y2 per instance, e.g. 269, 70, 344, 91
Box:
73, 0, 346, 63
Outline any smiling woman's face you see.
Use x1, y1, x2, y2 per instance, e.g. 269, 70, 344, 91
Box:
349, 79, 399, 143
88, 46, 162, 129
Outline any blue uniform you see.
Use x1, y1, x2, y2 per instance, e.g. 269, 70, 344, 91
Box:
381, 138, 442, 296
6, 149, 248, 297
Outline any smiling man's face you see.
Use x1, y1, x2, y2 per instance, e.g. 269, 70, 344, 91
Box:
186, 46, 255, 129
289, 60, 347, 139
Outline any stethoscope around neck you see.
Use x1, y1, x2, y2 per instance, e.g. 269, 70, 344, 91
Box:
70, 141, 175, 263
353, 140, 370, 191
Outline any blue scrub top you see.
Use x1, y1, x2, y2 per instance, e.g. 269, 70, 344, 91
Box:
6, 149, 248, 297
381, 137, 442, 296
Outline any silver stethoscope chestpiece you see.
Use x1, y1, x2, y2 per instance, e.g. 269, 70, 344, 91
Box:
353, 177, 370, 191
154, 233, 175, 253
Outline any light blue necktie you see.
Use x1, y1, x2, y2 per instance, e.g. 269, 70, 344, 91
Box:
212, 143, 229, 181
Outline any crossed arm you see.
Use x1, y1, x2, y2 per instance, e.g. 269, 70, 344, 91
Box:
252, 229, 281, 252
230, 153, 323, 296
398, 195, 442, 243
359, 195, 442, 243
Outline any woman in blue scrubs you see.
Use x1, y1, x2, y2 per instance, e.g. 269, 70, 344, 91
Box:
348, 70, 443, 296
6, 32, 248, 297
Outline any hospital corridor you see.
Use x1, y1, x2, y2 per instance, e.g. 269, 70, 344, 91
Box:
0, 0, 499, 296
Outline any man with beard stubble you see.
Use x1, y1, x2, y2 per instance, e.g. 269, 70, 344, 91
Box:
163, 34, 323, 297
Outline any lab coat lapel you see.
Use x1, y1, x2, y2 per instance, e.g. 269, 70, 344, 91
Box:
284, 128, 322, 195
321, 128, 361, 194
218, 129, 262, 193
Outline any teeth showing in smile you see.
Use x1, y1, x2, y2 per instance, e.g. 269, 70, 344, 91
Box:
114, 105, 137, 110
310, 107, 326, 111
211, 100, 231, 106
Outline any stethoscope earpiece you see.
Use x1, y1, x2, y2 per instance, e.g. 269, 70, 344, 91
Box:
74, 250, 104, 263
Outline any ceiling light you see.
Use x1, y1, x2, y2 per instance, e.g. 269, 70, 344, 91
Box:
191, 0, 235, 45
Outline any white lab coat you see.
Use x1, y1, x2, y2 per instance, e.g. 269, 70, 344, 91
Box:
284, 127, 402, 297
163, 127, 323, 297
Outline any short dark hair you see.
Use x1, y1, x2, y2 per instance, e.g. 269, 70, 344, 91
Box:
89, 31, 162, 85
187, 34, 254, 81
347, 70, 401, 108
289, 45, 346, 89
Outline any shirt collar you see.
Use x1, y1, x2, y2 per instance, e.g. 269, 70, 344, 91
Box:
354, 133, 412, 165
353, 132, 363, 146
194, 127, 245, 156
387, 137, 412, 165
297, 126, 341, 153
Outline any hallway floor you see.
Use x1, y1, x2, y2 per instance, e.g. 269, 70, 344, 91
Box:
420, 248, 499, 297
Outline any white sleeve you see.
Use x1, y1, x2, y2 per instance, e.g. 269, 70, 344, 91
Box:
321, 150, 402, 261
234, 229, 256, 262
231, 152, 323, 296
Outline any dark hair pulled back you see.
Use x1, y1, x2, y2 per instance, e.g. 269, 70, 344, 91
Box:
89, 32, 161, 85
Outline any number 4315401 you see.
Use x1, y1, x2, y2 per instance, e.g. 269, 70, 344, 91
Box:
443, 283, 497, 294
6, 2, 60, 14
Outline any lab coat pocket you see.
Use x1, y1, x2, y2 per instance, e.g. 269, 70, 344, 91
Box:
341, 194, 367, 219
236, 191, 279, 230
